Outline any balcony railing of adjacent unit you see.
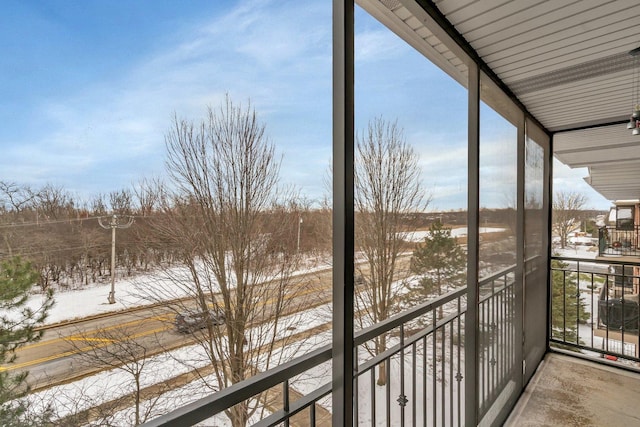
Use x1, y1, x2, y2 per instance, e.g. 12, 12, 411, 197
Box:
142, 266, 518, 427
598, 226, 640, 257
550, 256, 640, 365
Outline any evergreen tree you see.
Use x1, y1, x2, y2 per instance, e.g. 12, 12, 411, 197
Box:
551, 258, 588, 344
0, 257, 53, 425
407, 221, 466, 318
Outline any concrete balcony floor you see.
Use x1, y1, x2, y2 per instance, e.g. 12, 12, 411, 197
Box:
505, 352, 640, 426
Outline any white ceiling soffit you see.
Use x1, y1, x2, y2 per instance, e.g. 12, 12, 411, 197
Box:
358, 0, 640, 201
555, 125, 640, 200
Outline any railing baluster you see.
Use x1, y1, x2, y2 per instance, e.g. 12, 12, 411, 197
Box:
449, 319, 454, 425
491, 281, 496, 397
441, 325, 445, 425
432, 307, 437, 427
399, 324, 406, 427
283, 379, 290, 427
457, 296, 462, 427
386, 355, 391, 427
620, 266, 624, 355
354, 346, 359, 426
412, 340, 416, 427
605, 272, 610, 354
492, 278, 497, 400
479, 297, 484, 409
501, 284, 505, 388
371, 369, 376, 426
563, 269, 567, 341
422, 335, 427, 426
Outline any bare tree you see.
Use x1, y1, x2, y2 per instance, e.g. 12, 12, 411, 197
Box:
62, 325, 169, 426
354, 117, 428, 385
0, 182, 37, 258
109, 189, 134, 216
0, 181, 35, 214
552, 190, 587, 249
140, 96, 308, 427
35, 184, 74, 221
132, 178, 162, 218
90, 194, 108, 217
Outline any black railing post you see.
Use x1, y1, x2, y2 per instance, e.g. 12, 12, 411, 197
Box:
332, 0, 355, 425
465, 59, 480, 427
598, 226, 606, 256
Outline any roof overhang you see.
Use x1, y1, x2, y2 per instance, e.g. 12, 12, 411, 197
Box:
358, 0, 640, 201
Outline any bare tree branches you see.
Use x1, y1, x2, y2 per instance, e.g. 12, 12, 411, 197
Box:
553, 190, 587, 249
63, 324, 167, 426
354, 117, 428, 385
139, 95, 306, 427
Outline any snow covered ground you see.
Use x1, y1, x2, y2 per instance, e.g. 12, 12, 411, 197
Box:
17, 255, 333, 425
402, 227, 506, 243
27, 255, 332, 326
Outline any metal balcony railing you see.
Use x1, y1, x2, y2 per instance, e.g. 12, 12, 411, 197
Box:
550, 256, 640, 365
143, 266, 518, 427
598, 226, 640, 257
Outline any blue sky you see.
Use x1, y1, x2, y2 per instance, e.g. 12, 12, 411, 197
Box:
0, 0, 610, 211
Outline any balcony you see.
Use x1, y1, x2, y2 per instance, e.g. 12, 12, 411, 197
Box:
144, 267, 515, 426
598, 226, 640, 258
140, 255, 640, 426
133, 0, 640, 423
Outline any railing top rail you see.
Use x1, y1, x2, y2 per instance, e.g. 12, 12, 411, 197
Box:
599, 225, 640, 230
357, 263, 518, 345
142, 345, 332, 427
551, 255, 640, 267
355, 285, 466, 345
478, 264, 516, 286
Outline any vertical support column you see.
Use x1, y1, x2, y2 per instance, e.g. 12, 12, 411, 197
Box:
465, 61, 480, 427
332, 0, 355, 426
515, 112, 525, 386
545, 134, 554, 351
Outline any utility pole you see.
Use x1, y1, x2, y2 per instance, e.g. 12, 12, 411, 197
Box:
297, 215, 303, 252
98, 214, 134, 304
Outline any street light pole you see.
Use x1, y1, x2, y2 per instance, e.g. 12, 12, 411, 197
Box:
98, 214, 134, 304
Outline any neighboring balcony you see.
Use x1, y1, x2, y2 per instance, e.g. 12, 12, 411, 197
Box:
550, 256, 640, 361
598, 225, 640, 258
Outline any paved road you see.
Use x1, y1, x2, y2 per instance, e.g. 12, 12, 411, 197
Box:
5, 306, 190, 390
3, 266, 337, 391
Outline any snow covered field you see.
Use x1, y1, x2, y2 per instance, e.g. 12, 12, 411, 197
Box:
402, 227, 506, 243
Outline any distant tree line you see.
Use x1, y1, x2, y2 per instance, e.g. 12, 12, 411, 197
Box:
0, 180, 331, 293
